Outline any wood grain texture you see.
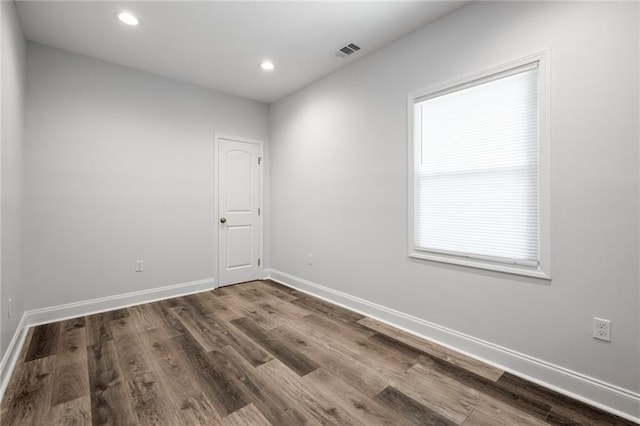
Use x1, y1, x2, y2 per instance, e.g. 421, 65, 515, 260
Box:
146, 301, 186, 339
172, 332, 249, 417
86, 340, 137, 425
231, 316, 319, 376
218, 345, 309, 425
24, 323, 60, 362
128, 304, 158, 334
126, 371, 182, 425
305, 369, 412, 426
49, 351, 90, 407
49, 396, 92, 426
57, 320, 87, 355
193, 291, 245, 322
170, 303, 228, 352
137, 329, 221, 424
270, 323, 390, 397
109, 317, 153, 377
374, 386, 457, 426
358, 316, 504, 382
2, 280, 636, 425
0, 357, 55, 425
256, 358, 362, 425
203, 312, 273, 367
221, 403, 272, 426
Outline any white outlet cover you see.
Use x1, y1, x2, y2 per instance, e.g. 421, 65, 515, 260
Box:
592, 317, 611, 342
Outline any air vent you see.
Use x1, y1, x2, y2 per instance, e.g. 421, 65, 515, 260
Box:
335, 42, 362, 58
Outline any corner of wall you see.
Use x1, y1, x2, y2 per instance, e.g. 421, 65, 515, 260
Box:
0, 0, 27, 360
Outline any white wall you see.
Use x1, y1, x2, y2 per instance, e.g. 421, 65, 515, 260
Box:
1, 0, 26, 358
637, 0, 640, 404
24, 44, 269, 310
270, 0, 639, 397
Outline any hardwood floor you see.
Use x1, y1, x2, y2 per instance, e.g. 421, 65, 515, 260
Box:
1, 280, 636, 425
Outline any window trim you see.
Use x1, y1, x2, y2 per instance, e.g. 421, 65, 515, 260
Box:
407, 50, 551, 280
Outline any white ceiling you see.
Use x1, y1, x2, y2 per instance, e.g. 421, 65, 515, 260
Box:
16, 1, 465, 103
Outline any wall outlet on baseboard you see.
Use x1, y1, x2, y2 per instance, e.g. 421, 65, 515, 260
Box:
135, 260, 144, 272
592, 317, 611, 342
307, 253, 313, 265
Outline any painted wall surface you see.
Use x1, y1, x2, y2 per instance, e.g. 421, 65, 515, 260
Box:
24, 44, 269, 310
270, 1, 640, 393
637, 0, 640, 404
1, 0, 26, 357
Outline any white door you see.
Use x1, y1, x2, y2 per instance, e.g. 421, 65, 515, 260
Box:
217, 136, 262, 286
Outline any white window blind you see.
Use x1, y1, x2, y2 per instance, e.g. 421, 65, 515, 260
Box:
413, 63, 539, 267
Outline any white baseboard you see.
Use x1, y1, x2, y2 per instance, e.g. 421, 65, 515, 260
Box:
265, 268, 640, 423
0, 277, 216, 401
0, 312, 29, 400
26, 277, 216, 326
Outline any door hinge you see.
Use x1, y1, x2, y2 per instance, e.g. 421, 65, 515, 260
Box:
258, 258, 261, 266
258, 156, 262, 165
258, 208, 261, 216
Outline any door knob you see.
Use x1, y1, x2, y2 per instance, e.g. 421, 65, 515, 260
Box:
220, 217, 227, 224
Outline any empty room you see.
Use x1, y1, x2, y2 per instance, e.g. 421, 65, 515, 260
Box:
1, 0, 639, 424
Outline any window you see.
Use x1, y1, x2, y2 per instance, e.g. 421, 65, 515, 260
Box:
408, 52, 550, 279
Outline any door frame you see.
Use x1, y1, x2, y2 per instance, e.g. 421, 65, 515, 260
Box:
214, 133, 264, 288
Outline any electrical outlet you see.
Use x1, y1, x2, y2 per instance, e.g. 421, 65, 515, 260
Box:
7, 298, 12, 319
592, 317, 611, 342
135, 260, 144, 272
307, 253, 313, 265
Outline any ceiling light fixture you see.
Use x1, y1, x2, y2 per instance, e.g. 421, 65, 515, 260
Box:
117, 11, 140, 26
260, 60, 275, 71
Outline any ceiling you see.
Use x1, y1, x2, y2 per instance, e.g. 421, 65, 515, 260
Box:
16, 1, 465, 104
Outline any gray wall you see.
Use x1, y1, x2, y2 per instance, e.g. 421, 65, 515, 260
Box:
24, 44, 270, 310
1, 0, 26, 358
269, 1, 639, 393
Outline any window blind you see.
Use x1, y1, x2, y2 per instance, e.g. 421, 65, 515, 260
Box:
414, 64, 539, 266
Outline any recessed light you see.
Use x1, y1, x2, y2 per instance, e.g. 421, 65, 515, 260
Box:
117, 11, 140, 26
260, 60, 275, 71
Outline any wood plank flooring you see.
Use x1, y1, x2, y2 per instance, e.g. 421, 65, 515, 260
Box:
1, 280, 636, 425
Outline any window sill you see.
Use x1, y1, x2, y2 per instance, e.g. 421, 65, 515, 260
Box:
409, 250, 551, 280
